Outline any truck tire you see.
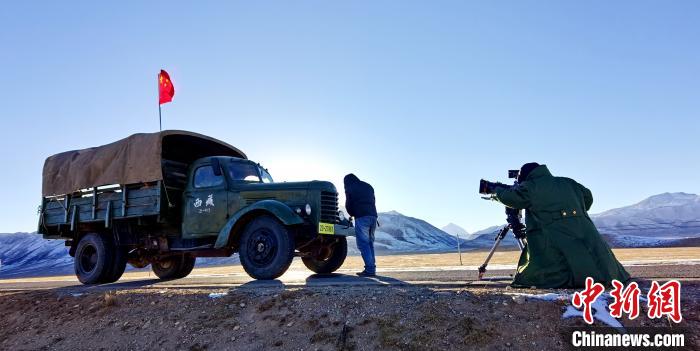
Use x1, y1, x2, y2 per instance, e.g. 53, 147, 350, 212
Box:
102, 248, 127, 283
152, 255, 196, 280
302, 237, 348, 274
239, 215, 295, 280
74, 233, 115, 284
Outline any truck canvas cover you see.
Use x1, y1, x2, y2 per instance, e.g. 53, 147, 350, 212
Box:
42, 130, 246, 196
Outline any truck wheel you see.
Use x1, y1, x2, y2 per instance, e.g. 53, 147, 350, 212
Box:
74, 233, 114, 284
102, 248, 127, 283
302, 237, 348, 274
152, 255, 196, 280
239, 215, 294, 280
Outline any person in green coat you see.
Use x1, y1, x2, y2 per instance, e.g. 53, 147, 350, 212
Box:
488, 163, 630, 289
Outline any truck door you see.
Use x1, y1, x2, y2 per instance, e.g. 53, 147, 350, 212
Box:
182, 163, 229, 237
224, 160, 265, 216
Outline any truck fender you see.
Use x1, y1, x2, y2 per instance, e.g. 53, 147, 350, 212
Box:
214, 200, 304, 249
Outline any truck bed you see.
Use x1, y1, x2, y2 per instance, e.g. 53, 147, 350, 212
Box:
39, 182, 164, 239
39, 159, 189, 239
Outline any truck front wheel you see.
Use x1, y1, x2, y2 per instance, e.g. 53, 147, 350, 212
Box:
152, 254, 196, 280
239, 215, 295, 280
74, 233, 115, 284
302, 237, 348, 274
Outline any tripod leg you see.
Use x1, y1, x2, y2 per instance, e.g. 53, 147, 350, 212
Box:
478, 226, 509, 280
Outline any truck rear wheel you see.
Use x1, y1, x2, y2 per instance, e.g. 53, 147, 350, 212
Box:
152, 255, 196, 280
239, 215, 294, 280
74, 233, 116, 284
302, 237, 348, 274
102, 248, 127, 283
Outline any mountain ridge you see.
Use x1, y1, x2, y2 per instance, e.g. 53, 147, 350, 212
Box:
441, 223, 470, 239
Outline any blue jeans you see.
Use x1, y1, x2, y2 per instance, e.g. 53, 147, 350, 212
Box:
354, 216, 377, 274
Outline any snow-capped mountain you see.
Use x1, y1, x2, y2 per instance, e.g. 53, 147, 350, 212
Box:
0, 232, 73, 277
464, 192, 700, 248
441, 223, 470, 239
590, 192, 700, 247
465, 225, 520, 248
592, 192, 700, 236
345, 213, 503, 254
367, 211, 472, 253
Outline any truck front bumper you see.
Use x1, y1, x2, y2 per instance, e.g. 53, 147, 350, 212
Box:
317, 222, 355, 237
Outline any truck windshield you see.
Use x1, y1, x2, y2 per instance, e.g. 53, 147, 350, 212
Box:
259, 167, 274, 183
228, 162, 262, 183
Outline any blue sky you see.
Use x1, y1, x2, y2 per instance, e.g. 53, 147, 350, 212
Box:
1, 1, 698, 233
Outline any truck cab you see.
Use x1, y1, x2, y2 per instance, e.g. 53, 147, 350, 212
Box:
178, 156, 352, 279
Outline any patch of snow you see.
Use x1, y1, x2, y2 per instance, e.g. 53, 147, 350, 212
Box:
505, 291, 625, 328
562, 293, 624, 329
505, 292, 568, 302
208, 292, 228, 299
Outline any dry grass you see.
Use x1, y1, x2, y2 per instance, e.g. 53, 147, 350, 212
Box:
102, 292, 117, 307
369, 246, 700, 268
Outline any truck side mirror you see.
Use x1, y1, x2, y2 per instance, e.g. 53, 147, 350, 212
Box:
211, 158, 222, 176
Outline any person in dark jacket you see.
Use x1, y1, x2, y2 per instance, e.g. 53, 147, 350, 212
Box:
344, 174, 378, 277
489, 163, 630, 288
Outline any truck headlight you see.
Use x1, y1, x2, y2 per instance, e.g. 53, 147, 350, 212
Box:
305, 203, 312, 216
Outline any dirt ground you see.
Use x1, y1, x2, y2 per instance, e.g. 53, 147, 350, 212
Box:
1, 281, 698, 351
1, 248, 698, 350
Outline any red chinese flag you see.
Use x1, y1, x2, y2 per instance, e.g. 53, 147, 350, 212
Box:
158, 70, 175, 104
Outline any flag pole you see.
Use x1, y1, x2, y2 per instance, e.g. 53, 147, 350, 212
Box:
158, 72, 162, 131
456, 232, 463, 265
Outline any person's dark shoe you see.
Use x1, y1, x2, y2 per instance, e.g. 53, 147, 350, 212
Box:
356, 271, 376, 277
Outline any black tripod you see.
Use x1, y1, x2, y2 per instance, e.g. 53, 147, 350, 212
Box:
477, 207, 527, 280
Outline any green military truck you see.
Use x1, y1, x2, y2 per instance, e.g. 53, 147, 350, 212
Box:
38, 131, 353, 284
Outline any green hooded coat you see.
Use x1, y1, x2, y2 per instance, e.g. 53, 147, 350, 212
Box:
494, 165, 630, 288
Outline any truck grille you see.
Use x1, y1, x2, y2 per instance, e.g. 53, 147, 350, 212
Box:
320, 191, 340, 223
